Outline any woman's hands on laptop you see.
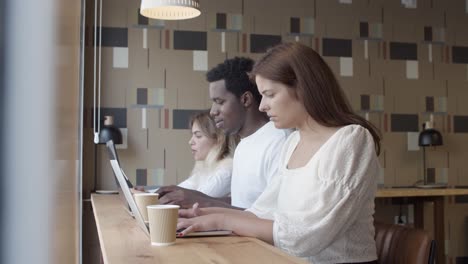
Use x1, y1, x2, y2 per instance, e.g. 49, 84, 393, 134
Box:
179, 202, 202, 218
177, 212, 226, 237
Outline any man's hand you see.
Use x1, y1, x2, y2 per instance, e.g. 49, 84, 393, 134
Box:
156, 185, 220, 209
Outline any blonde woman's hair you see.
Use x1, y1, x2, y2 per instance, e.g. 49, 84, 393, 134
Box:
190, 111, 238, 174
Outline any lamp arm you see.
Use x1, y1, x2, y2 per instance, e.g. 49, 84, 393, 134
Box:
423, 146, 427, 185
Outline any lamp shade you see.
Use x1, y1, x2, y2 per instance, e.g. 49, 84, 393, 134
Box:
98, 116, 123, 144
98, 126, 122, 144
418, 128, 443, 147
140, 0, 201, 20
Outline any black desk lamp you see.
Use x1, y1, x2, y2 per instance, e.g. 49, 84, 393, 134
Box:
415, 122, 445, 188
98, 116, 122, 144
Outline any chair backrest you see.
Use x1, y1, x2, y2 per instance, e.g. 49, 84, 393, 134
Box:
374, 222, 435, 264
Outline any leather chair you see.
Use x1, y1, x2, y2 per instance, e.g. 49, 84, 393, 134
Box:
374, 222, 436, 264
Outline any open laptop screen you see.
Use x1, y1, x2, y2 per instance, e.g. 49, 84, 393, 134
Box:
106, 140, 133, 188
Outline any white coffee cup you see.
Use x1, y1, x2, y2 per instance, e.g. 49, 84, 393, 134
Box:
134, 193, 159, 222
147, 205, 179, 246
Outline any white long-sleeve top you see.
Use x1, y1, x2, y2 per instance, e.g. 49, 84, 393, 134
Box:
178, 158, 232, 198
247, 125, 380, 264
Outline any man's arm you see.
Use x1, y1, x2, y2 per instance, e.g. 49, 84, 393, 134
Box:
156, 185, 244, 210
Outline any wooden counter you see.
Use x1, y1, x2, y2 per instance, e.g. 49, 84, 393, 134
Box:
91, 194, 308, 264
377, 187, 468, 198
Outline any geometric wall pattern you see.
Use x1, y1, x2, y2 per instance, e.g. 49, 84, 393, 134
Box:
83, 0, 468, 260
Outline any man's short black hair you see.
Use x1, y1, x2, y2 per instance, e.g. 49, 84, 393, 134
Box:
206, 57, 261, 105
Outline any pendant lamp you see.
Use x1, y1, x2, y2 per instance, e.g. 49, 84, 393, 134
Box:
140, 0, 201, 20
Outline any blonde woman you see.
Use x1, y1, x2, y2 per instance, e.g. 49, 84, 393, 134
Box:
177, 111, 237, 197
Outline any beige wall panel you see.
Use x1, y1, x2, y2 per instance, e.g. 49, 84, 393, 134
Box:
354, 4, 384, 22
147, 29, 164, 50
147, 128, 174, 168
448, 80, 468, 114
100, 49, 129, 107
177, 12, 208, 31
355, 0, 385, 9
174, 73, 210, 109
419, 0, 450, 12
369, 57, 388, 78
404, 79, 446, 97
383, 167, 396, 186
417, 61, 434, 80
128, 29, 166, 92
382, 2, 425, 26
382, 133, 420, 169
313, 17, 326, 37
453, 20, 468, 46
369, 59, 404, 79
160, 50, 208, 109
354, 39, 378, 60
207, 50, 228, 70
457, 168, 468, 186
126, 0, 140, 26
445, 168, 458, 187
128, 56, 165, 92
446, 1, 468, 38
250, 14, 283, 35
323, 18, 357, 39
444, 134, 468, 168
125, 107, 150, 155
353, 57, 371, 79
390, 22, 421, 43
101, 0, 129, 27
417, 8, 445, 27
337, 76, 354, 103
368, 113, 384, 133
419, 43, 444, 64
395, 166, 419, 186
434, 62, 467, 81
274, 0, 315, 17
222, 32, 241, 53
387, 94, 421, 114
316, 0, 360, 20
201, 0, 243, 14
322, 57, 340, 79
386, 79, 445, 113
149, 50, 190, 108
339, 77, 383, 110
243, 0, 283, 17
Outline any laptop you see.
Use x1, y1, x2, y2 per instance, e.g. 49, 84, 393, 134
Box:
106, 140, 232, 238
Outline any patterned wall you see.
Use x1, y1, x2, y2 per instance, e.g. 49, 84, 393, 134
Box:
83, 0, 468, 261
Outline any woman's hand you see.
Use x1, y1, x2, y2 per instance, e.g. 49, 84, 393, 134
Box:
177, 214, 226, 237
179, 202, 202, 218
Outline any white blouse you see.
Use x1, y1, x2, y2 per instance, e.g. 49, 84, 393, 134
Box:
247, 125, 380, 264
178, 158, 232, 198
